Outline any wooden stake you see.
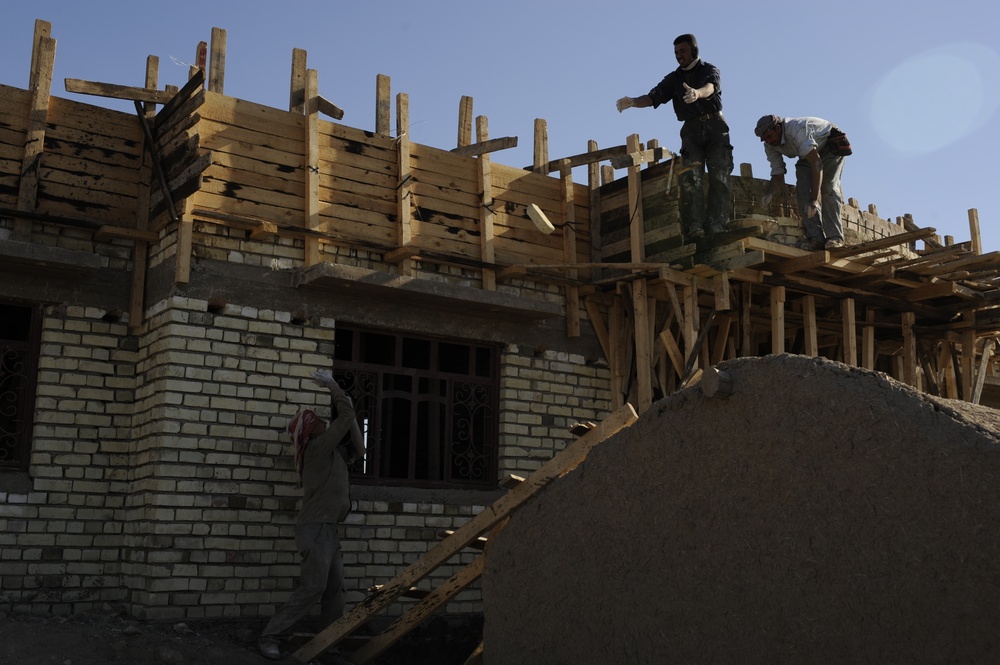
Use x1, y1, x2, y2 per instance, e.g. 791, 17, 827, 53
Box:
841, 297, 857, 366
803, 295, 818, 357
969, 208, 982, 255
458, 96, 473, 148
304, 69, 321, 266
632, 278, 652, 411
15, 32, 55, 241
289, 48, 307, 113
626, 133, 645, 264
376, 74, 391, 136
560, 159, 580, 337
971, 339, 996, 405
902, 312, 917, 386
770, 286, 785, 355
396, 93, 413, 277
478, 116, 495, 290
209, 27, 226, 93
533, 118, 548, 174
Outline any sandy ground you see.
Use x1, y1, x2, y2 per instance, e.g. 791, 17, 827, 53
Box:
0, 610, 482, 665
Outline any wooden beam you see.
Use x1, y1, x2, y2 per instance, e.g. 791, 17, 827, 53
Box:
584, 298, 611, 362
803, 295, 818, 357
841, 297, 857, 366
294, 404, 639, 663
770, 286, 786, 355
450, 136, 518, 157
533, 118, 548, 174
304, 69, 321, 266
15, 33, 55, 241
289, 48, 307, 113
969, 208, 982, 255
529, 144, 629, 175
711, 314, 732, 365
208, 27, 226, 93
610, 295, 626, 408
902, 311, 917, 386
478, 116, 496, 290
632, 279, 652, 411
29, 20, 51, 91
971, 338, 996, 405
609, 145, 676, 169
862, 307, 876, 370
560, 159, 580, 337
64, 79, 173, 104
961, 321, 976, 401
588, 140, 603, 266
626, 134, 645, 263
458, 96, 473, 148
376, 74, 390, 136
396, 92, 413, 277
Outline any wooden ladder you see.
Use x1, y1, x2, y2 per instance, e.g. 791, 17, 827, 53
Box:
293, 403, 639, 664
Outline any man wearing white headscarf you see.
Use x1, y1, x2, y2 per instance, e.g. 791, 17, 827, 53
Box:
259, 369, 365, 662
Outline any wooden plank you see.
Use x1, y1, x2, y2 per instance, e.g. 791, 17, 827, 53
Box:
961, 323, 976, 402
64, 79, 173, 104
14, 34, 55, 240
862, 307, 876, 370
971, 338, 996, 405
561, 159, 580, 337
770, 286, 785, 355
533, 118, 548, 173
902, 311, 917, 386
154, 68, 206, 132
969, 208, 982, 255
294, 403, 639, 662
803, 295, 818, 357
450, 136, 517, 157
626, 134, 644, 263
28, 20, 51, 91
304, 69, 321, 266
711, 314, 732, 364
842, 297, 857, 366
209, 27, 226, 94
376, 74, 390, 136
658, 328, 685, 379
458, 96, 473, 148
348, 556, 485, 664
478, 116, 495, 290
289, 48, 307, 113
396, 92, 414, 276
632, 279, 652, 411
584, 297, 611, 362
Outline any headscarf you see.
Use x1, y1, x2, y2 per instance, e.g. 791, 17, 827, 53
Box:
754, 114, 782, 137
289, 409, 321, 484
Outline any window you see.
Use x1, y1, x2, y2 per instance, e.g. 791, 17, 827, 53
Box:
333, 326, 499, 489
0, 302, 41, 471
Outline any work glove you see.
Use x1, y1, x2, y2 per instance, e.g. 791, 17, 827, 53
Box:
805, 201, 820, 218
311, 369, 336, 388
616, 96, 633, 113
682, 83, 698, 104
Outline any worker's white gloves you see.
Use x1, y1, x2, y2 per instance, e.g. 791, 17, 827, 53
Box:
311, 369, 336, 388
616, 96, 634, 113
682, 83, 699, 104
805, 201, 821, 218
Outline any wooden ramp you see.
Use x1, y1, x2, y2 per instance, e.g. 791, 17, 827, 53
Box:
293, 403, 640, 663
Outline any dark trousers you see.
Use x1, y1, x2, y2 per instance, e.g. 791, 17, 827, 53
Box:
678, 115, 734, 233
262, 522, 345, 639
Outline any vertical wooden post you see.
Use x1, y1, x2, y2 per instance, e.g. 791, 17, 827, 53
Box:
626, 133, 645, 264
15, 27, 56, 241
632, 279, 652, 412
902, 312, 917, 386
802, 295, 818, 357
208, 27, 226, 93
396, 92, 413, 277
129, 55, 159, 330
684, 283, 699, 363
939, 342, 958, 399
533, 119, 548, 174
862, 307, 876, 370
477, 116, 495, 290
289, 48, 307, 113
610, 295, 626, 409
304, 69, 321, 266
376, 74, 391, 136
841, 297, 857, 366
971, 339, 996, 405
588, 140, 602, 267
961, 318, 976, 401
560, 159, 580, 337
968, 209, 982, 255
458, 96, 473, 148
770, 286, 785, 355
739, 282, 752, 357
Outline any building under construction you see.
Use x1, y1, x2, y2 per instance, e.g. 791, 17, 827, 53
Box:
2, 20, 1000, 663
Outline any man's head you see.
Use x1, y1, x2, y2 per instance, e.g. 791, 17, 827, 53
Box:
755, 115, 783, 145
673, 34, 698, 68
289, 409, 326, 442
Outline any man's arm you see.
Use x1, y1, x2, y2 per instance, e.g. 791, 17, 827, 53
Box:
802, 148, 823, 216
311, 369, 362, 458
616, 94, 653, 112
682, 82, 715, 103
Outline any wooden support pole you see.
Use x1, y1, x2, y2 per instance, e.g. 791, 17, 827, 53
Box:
304, 69, 321, 266
129, 55, 159, 330
770, 286, 786, 355
632, 279, 653, 412
588, 140, 603, 266
862, 307, 876, 370
584, 298, 611, 363
376, 74, 391, 136
684, 283, 699, 361
711, 314, 732, 365
939, 341, 958, 399
28, 19, 51, 90
610, 295, 626, 408
902, 312, 917, 386
969, 208, 982, 255
208, 27, 226, 93
458, 96, 473, 148
961, 318, 976, 401
971, 339, 996, 405
396, 92, 413, 277
560, 159, 580, 337
626, 133, 645, 264
478, 115, 496, 290
289, 48, 307, 113
841, 297, 857, 366
15, 30, 55, 241
533, 119, 548, 174
803, 295, 818, 357
740, 282, 752, 356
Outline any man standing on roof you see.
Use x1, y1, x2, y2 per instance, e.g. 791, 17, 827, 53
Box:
754, 114, 851, 251
616, 33, 734, 241
258, 368, 366, 662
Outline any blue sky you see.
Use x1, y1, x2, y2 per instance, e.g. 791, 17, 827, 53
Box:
3, 0, 998, 253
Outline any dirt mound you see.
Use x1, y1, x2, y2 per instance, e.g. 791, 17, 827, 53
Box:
482, 355, 1000, 664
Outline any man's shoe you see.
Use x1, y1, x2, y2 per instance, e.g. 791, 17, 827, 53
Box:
687, 225, 705, 239
825, 239, 845, 249
708, 222, 727, 236
259, 638, 282, 660
796, 238, 824, 251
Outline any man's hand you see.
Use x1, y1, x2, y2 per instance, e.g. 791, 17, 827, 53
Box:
311, 369, 336, 389
616, 96, 634, 113
805, 201, 821, 218
682, 83, 699, 104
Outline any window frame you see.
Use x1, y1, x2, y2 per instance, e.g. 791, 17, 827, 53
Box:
0, 300, 42, 473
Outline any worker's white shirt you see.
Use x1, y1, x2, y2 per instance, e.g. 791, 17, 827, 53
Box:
764, 117, 835, 176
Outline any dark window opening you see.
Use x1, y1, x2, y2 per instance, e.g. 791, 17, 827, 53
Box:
0, 302, 41, 472
332, 326, 498, 489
